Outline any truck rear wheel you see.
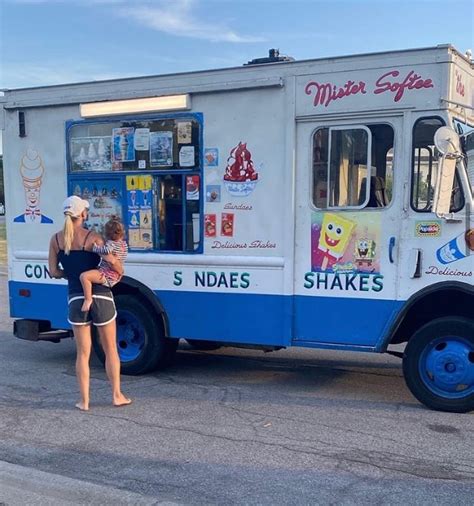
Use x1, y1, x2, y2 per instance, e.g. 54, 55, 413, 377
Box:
93, 294, 178, 375
403, 317, 474, 413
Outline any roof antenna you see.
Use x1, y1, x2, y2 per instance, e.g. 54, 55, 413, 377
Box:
245, 48, 295, 66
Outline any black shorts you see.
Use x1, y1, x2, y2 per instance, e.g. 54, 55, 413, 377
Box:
68, 292, 117, 327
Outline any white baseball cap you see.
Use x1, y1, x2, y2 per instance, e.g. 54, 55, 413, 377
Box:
63, 195, 90, 217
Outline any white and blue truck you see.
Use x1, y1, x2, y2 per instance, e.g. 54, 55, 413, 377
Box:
2, 45, 473, 412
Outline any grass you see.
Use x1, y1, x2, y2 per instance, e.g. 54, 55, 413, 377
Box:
0, 223, 6, 266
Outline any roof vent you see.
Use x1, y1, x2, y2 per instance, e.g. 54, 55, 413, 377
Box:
245, 49, 295, 66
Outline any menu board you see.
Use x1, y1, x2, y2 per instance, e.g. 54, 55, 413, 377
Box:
70, 136, 112, 172
126, 174, 153, 250
72, 178, 123, 235
68, 116, 200, 172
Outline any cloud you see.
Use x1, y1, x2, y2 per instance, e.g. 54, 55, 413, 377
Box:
7, 0, 264, 43
117, 0, 265, 43
0, 62, 140, 89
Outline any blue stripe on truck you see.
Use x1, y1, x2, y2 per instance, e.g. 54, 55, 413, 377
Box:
9, 281, 404, 349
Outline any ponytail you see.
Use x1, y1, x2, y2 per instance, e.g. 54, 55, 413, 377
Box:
63, 214, 74, 255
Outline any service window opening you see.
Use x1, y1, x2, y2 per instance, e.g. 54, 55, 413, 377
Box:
66, 114, 203, 253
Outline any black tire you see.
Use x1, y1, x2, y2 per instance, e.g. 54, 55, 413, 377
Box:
93, 294, 178, 375
403, 317, 474, 413
185, 339, 222, 351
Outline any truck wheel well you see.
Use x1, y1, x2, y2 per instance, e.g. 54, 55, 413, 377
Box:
111, 276, 169, 337
388, 286, 473, 347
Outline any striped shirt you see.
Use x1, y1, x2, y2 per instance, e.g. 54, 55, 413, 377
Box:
93, 239, 128, 272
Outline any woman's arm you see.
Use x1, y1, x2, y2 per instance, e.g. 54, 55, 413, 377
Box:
48, 235, 65, 279
104, 253, 124, 276
88, 233, 124, 276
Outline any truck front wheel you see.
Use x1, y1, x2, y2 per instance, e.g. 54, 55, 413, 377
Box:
403, 317, 474, 413
93, 294, 178, 375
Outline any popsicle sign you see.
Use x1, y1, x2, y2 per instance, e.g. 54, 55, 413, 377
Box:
311, 212, 381, 274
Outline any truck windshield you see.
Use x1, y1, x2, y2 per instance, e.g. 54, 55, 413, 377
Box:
464, 131, 474, 194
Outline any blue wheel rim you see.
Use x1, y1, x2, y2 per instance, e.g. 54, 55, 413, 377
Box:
419, 335, 474, 399
116, 310, 145, 363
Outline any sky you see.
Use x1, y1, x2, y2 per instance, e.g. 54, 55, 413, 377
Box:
1, 0, 473, 90
0, 0, 473, 153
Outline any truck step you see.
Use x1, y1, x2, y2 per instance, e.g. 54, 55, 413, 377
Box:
14, 320, 72, 343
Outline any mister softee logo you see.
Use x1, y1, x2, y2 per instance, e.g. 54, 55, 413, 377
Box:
305, 69, 434, 108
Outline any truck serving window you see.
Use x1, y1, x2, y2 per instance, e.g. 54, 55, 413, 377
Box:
411, 117, 464, 212
312, 124, 394, 209
67, 115, 202, 253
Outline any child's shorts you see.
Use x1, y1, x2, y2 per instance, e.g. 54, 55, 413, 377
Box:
99, 267, 121, 288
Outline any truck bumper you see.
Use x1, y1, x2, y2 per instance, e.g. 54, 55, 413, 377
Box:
13, 319, 72, 343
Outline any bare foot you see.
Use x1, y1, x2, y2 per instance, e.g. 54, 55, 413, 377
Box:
113, 394, 132, 407
75, 402, 89, 411
81, 299, 93, 312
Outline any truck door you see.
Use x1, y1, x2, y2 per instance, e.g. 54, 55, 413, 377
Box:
293, 117, 404, 348
397, 116, 472, 301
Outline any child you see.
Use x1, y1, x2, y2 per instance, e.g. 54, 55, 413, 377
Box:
80, 218, 128, 312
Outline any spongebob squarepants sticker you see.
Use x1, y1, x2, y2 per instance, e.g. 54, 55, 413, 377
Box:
14, 149, 53, 224
311, 212, 380, 273
354, 238, 377, 269
305, 212, 383, 292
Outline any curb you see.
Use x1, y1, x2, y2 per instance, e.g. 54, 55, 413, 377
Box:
0, 460, 176, 505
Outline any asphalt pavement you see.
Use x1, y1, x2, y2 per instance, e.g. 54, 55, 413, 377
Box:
1, 271, 473, 505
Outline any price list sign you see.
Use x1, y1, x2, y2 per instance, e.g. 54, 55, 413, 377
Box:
126, 175, 153, 250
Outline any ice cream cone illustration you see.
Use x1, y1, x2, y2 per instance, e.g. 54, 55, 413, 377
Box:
142, 190, 149, 207
98, 138, 105, 158
130, 190, 137, 207
88, 142, 97, 161
77, 147, 86, 168
224, 142, 259, 197
14, 149, 53, 224
119, 131, 129, 161
131, 213, 139, 227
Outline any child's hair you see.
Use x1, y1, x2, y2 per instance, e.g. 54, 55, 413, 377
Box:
104, 217, 125, 241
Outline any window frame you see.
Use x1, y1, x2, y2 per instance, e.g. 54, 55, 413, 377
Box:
311, 124, 377, 211
326, 125, 372, 210
65, 112, 204, 254
410, 115, 465, 214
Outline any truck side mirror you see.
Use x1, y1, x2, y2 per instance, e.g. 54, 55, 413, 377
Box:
432, 126, 462, 218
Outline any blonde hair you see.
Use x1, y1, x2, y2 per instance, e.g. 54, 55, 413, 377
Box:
63, 214, 75, 255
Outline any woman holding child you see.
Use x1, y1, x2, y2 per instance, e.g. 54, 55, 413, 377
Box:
48, 195, 131, 411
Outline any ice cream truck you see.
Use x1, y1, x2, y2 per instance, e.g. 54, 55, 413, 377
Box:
2, 45, 473, 412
